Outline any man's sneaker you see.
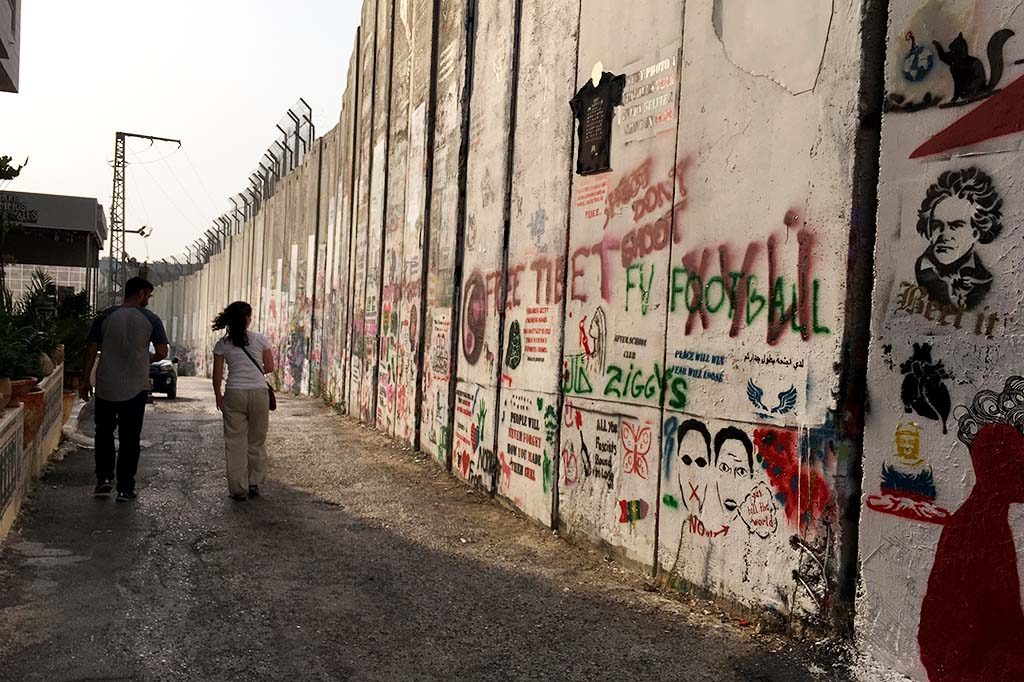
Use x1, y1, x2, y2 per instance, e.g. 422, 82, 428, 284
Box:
115, 491, 137, 503
248, 485, 260, 498
229, 493, 248, 501
94, 480, 113, 497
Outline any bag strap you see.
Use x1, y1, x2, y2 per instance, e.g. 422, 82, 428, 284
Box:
239, 344, 273, 390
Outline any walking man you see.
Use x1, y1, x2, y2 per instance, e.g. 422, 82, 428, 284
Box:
80, 277, 169, 502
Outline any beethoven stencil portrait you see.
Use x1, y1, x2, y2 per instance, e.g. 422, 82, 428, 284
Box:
915, 167, 1003, 310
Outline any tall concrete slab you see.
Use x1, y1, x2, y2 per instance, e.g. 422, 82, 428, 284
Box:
556, 0, 685, 567
859, 3, 1024, 679
361, 0, 394, 422
197, 264, 212, 376
451, 0, 517, 493
326, 46, 361, 407
310, 126, 340, 398
347, 0, 379, 417
266, 179, 289, 389
656, 0, 865, 623
494, 0, 580, 526
289, 143, 321, 396
251, 210, 267, 341
394, 0, 437, 447
421, 0, 469, 465
377, 0, 412, 435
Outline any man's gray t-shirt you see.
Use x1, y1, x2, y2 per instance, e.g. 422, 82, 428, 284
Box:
88, 305, 169, 402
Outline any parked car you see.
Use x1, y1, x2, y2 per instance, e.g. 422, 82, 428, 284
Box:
148, 343, 178, 399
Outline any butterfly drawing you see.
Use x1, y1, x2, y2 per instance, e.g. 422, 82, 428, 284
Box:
746, 379, 799, 417
621, 422, 652, 479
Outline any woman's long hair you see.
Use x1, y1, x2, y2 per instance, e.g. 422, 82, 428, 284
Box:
211, 301, 252, 348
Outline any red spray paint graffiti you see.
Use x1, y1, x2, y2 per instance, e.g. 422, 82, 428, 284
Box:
673, 211, 829, 345
620, 422, 652, 479
753, 427, 832, 535
911, 74, 1024, 159
918, 423, 1024, 681
570, 157, 691, 304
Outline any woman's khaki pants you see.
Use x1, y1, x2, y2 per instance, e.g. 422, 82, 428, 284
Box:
222, 388, 270, 496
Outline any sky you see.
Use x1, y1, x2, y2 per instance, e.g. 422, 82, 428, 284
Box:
1, 0, 360, 261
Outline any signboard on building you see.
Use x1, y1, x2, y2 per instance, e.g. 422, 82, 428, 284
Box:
0, 191, 106, 242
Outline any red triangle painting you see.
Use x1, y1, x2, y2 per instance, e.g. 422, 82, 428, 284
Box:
910, 73, 1024, 159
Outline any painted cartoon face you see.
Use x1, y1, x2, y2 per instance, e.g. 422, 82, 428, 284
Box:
926, 196, 978, 265
715, 437, 753, 515
677, 426, 712, 513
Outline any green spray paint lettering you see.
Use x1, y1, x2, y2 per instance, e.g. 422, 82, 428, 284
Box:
669, 266, 830, 339
746, 274, 766, 324
625, 262, 655, 315
604, 363, 687, 410
562, 354, 593, 395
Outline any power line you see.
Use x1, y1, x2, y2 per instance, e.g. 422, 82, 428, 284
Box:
136, 154, 203, 228
159, 153, 212, 225
123, 141, 183, 166
182, 148, 222, 215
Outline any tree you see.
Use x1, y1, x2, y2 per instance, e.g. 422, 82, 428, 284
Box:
0, 156, 26, 180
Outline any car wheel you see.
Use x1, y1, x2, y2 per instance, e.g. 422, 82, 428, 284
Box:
166, 384, 176, 400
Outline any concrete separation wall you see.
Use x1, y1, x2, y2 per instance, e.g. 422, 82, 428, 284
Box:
149, 1, 1024, 674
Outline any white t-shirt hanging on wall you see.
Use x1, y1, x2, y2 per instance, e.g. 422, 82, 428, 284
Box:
213, 331, 272, 390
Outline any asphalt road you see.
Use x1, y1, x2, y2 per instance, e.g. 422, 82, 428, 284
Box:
0, 378, 855, 681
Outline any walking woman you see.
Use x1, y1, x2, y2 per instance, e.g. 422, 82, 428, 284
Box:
211, 302, 275, 500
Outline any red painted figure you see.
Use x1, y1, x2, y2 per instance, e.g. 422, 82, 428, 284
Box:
918, 423, 1024, 681
579, 316, 591, 356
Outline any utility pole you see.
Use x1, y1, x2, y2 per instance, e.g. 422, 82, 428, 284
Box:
108, 131, 181, 306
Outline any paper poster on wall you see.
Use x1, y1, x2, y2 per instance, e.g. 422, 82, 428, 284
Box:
522, 306, 553, 363
621, 43, 680, 144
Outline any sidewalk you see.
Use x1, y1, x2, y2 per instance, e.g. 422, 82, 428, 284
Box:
0, 377, 868, 681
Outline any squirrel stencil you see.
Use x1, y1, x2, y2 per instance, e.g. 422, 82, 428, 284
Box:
934, 29, 1015, 104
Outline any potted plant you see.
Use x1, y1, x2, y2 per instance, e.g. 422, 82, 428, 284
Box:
15, 270, 59, 379
0, 289, 37, 406
53, 290, 92, 390
0, 330, 16, 410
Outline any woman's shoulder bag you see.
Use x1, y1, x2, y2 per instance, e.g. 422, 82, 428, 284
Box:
240, 344, 277, 411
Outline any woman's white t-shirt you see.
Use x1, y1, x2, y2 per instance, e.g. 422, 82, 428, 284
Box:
213, 331, 272, 390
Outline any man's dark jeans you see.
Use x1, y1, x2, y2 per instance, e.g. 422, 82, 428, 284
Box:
94, 391, 148, 493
